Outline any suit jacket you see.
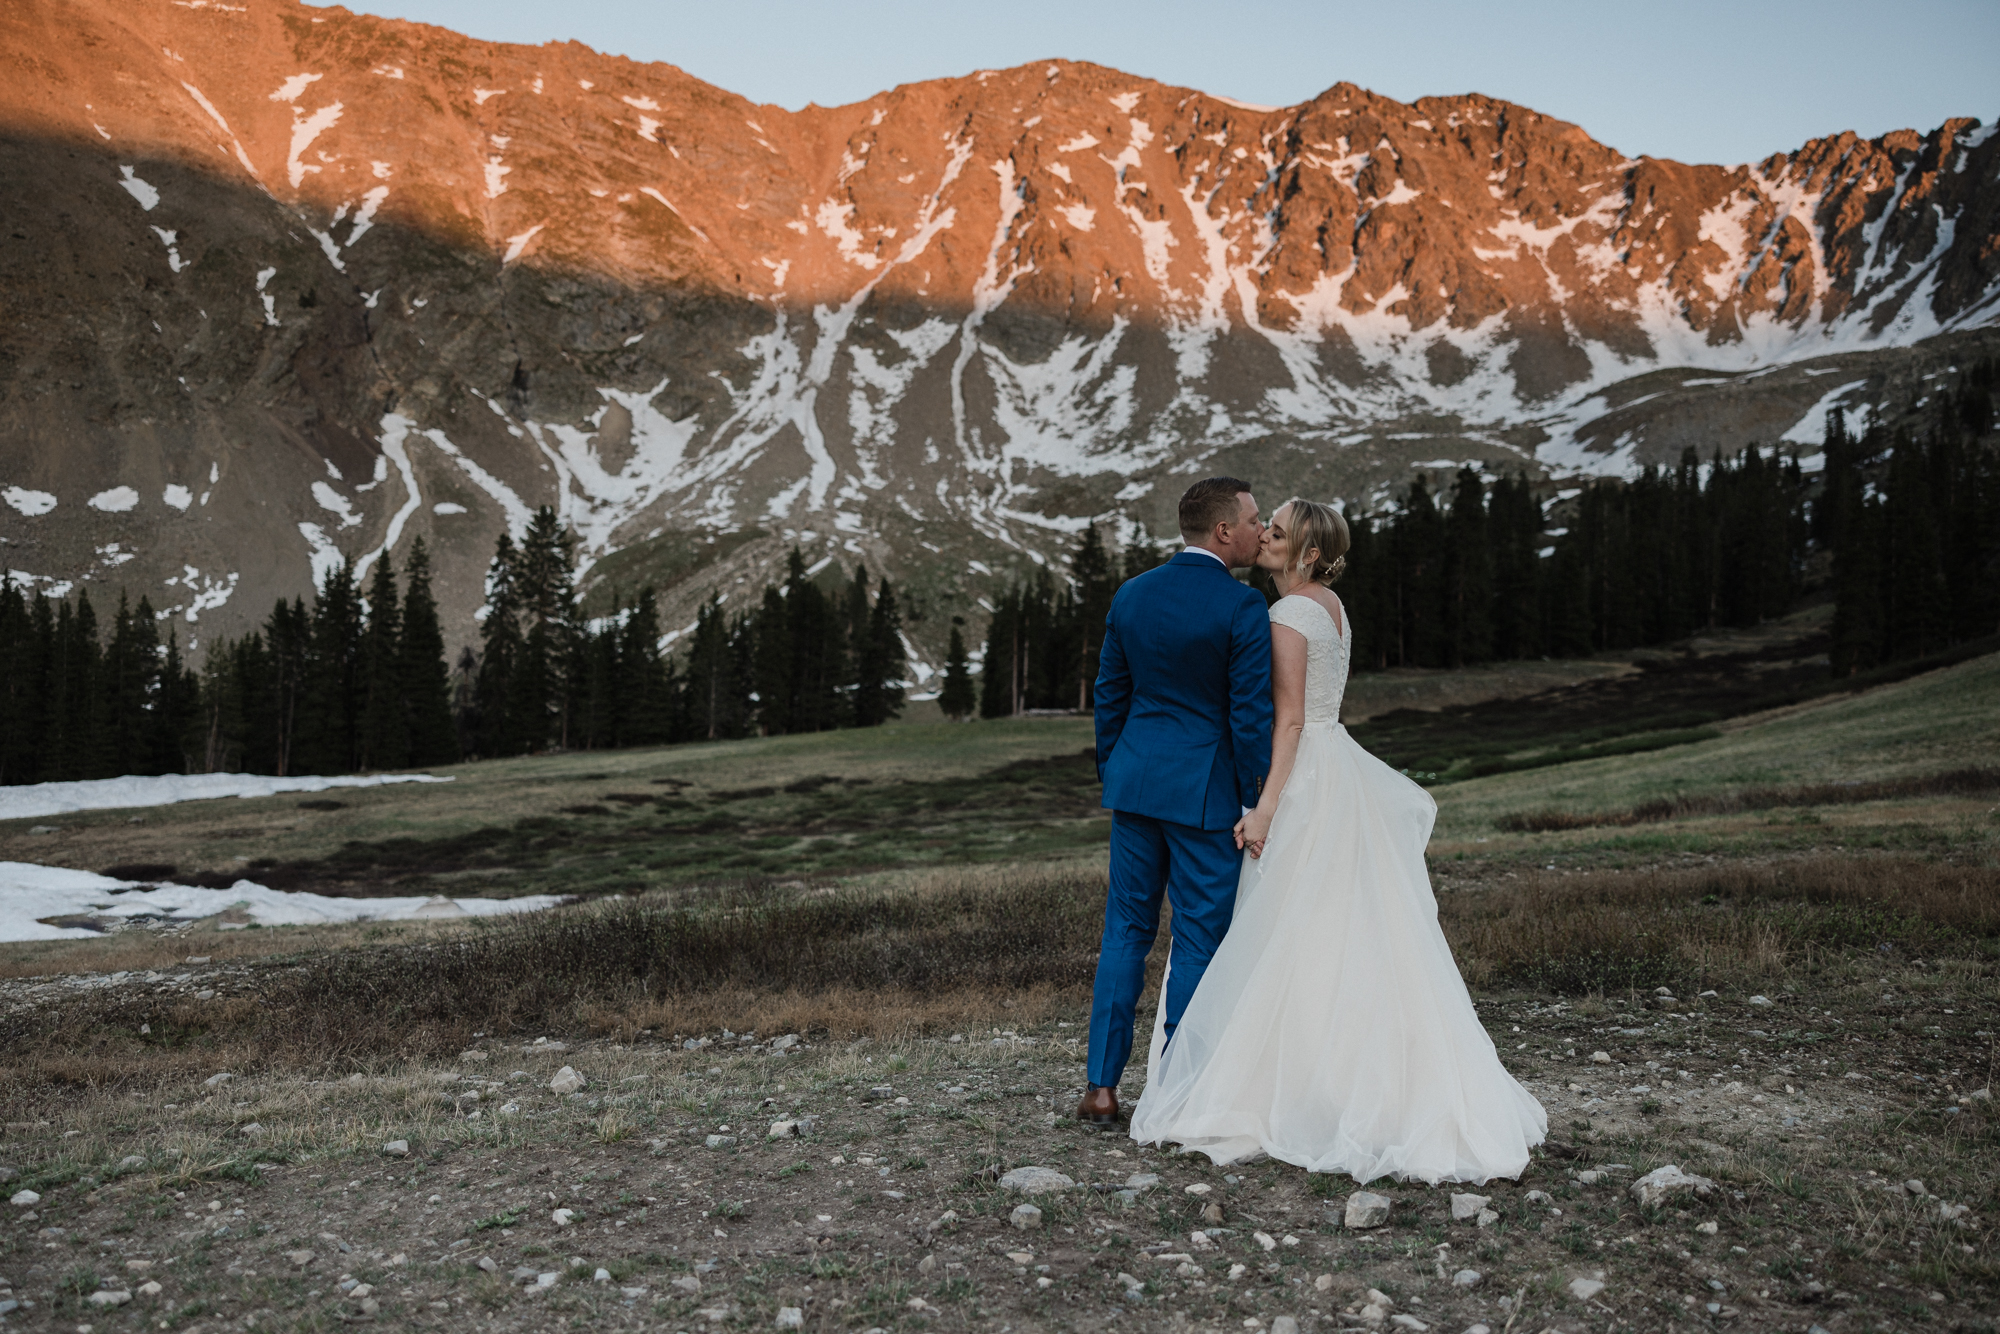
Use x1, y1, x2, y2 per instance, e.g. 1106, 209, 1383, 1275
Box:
1093, 550, 1275, 831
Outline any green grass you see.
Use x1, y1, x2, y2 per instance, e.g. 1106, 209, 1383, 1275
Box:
1434, 649, 2000, 840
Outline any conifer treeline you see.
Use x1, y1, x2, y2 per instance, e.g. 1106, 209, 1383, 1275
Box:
1821, 366, 2000, 673
977, 362, 1996, 713
0, 587, 201, 785
458, 512, 917, 754
4, 365, 1991, 783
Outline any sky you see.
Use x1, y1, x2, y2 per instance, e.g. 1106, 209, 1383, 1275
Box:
307, 0, 2000, 165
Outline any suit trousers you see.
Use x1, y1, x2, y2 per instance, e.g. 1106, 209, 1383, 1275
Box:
1086, 810, 1241, 1088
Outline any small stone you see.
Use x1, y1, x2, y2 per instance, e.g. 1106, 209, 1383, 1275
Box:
1568, 1277, 1606, 1301
381, 1140, 409, 1157
620, 1287, 648, 1299
1476, 1208, 1499, 1228
549, 1066, 587, 1094
239, 1122, 264, 1137
1462, 1325, 1493, 1334
863, 1085, 894, 1101
1903, 1179, 1926, 1196
705, 1134, 737, 1149
1010, 1203, 1043, 1230
1254, 1230, 1277, 1251
203, 1072, 234, 1088
477, 1256, 500, 1274
1939, 1202, 1970, 1223
118, 1155, 145, 1171
1576, 1170, 1605, 1185
999, 1166, 1075, 1195
1450, 1193, 1490, 1221
1227, 1262, 1247, 1280
1184, 1182, 1213, 1195
593, 1268, 611, 1283
137, 1280, 163, 1297
1344, 1190, 1391, 1228
1525, 1189, 1551, 1204
1390, 1316, 1429, 1332
1589, 1051, 1611, 1063
287, 1249, 315, 1266
1631, 1165, 1717, 1209
1201, 1201, 1225, 1224
551, 1208, 576, 1226
1747, 995, 1774, 1008
349, 1283, 374, 1300
672, 1276, 701, 1294
125, 1260, 153, 1273
9, 1190, 39, 1208
917, 1255, 936, 1275
1696, 1220, 1719, 1234
87, 1290, 133, 1307
775, 1308, 804, 1329
1453, 1268, 1483, 1288
1314, 1274, 1334, 1291
767, 1120, 800, 1139
1271, 1318, 1300, 1334
1125, 1173, 1161, 1191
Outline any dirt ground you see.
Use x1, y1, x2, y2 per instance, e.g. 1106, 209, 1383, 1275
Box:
3, 973, 1993, 1334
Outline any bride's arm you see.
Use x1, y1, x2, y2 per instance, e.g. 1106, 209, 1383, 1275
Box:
1233, 623, 1307, 856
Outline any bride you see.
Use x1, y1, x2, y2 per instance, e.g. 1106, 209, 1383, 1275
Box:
1128, 498, 1547, 1183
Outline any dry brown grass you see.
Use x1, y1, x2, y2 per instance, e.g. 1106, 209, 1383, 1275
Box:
1495, 766, 2000, 833
1443, 853, 2000, 994
9, 851, 1996, 1112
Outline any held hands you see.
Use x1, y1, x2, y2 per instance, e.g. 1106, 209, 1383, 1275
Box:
1233, 805, 1274, 858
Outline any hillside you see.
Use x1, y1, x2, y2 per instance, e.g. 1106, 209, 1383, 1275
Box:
2, 0, 1997, 674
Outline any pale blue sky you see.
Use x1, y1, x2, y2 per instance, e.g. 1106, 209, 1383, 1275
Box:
310, 0, 1998, 165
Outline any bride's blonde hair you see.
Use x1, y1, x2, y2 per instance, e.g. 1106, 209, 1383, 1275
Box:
1282, 498, 1351, 585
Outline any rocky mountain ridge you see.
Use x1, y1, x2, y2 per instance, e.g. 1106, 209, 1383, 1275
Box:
2, 0, 1996, 678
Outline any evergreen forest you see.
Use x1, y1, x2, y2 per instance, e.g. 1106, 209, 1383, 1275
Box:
0, 363, 1991, 784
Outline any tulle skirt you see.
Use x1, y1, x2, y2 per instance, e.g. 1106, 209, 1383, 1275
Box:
1128, 722, 1546, 1184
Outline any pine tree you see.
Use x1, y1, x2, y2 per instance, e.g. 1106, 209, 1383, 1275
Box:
357, 555, 409, 771
854, 576, 906, 726
1070, 524, 1117, 710
618, 587, 673, 746
685, 595, 749, 740
1442, 468, 1493, 666
102, 592, 162, 776
399, 538, 460, 766
938, 621, 976, 721
475, 533, 524, 757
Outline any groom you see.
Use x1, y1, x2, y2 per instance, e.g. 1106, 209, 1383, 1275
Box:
1078, 477, 1274, 1125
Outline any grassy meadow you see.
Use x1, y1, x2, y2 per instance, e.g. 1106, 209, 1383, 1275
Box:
0, 630, 1994, 1332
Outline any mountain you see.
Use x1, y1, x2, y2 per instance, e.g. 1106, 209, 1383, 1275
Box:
2, 0, 1996, 683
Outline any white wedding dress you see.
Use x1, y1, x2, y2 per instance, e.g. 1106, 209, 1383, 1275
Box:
1129, 594, 1547, 1183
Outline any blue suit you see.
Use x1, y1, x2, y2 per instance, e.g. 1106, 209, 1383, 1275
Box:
1088, 550, 1273, 1088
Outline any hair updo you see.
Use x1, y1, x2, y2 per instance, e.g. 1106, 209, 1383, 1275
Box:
1282, 498, 1351, 585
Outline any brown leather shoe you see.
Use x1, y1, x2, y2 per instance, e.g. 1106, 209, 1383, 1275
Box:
1076, 1084, 1121, 1125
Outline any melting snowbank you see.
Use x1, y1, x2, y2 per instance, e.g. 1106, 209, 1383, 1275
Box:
0, 861, 563, 943
0, 772, 452, 822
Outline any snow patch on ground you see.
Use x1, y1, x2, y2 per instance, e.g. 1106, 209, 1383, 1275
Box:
285, 100, 343, 190
0, 861, 555, 943
117, 166, 160, 211
0, 771, 451, 823
1781, 379, 1868, 444
4, 487, 56, 516
89, 486, 139, 513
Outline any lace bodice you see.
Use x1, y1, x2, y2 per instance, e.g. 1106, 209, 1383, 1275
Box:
1268, 594, 1350, 724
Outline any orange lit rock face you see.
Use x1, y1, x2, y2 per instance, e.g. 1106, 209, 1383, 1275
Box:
1, 0, 1995, 657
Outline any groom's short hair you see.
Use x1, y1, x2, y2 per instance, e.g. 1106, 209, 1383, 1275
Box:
1179, 477, 1253, 539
